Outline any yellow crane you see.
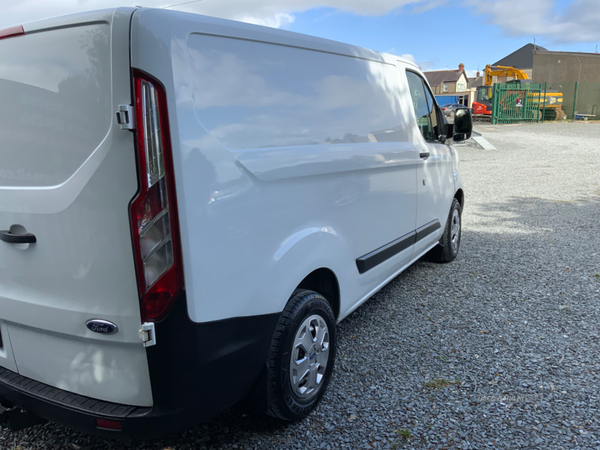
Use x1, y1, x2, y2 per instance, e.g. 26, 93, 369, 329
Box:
483, 64, 529, 85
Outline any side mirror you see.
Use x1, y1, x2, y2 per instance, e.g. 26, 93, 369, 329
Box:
452, 107, 472, 142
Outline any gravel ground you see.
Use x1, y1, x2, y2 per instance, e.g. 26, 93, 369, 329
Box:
2, 122, 600, 450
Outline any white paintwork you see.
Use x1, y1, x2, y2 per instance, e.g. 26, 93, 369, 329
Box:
0, 8, 153, 406
0, 6, 463, 409
130, 8, 463, 324
0, 320, 18, 373
472, 135, 497, 150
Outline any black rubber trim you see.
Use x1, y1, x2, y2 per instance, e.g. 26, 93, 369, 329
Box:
356, 220, 442, 274
0, 366, 141, 418
356, 231, 416, 274
138, 296, 281, 437
416, 220, 441, 242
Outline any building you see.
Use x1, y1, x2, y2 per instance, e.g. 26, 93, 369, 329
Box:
532, 49, 600, 118
425, 64, 469, 95
492, 43, 546, 80
424, 64, 470, 105
466, 73, 484, 108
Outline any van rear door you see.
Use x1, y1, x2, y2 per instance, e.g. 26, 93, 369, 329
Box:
0, 9, 153, 407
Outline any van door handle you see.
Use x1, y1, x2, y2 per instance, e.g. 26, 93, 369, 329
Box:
419, 152, 431, 160
0, 229, 36, 244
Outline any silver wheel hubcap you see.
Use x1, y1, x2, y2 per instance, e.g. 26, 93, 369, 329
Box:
290, 314, 330, 398
450, 209, 460, 253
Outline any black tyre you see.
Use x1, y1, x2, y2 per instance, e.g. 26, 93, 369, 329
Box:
429, 198, 462, 263
266, 289, 336, 421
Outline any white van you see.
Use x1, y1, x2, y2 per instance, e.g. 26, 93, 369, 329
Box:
0, 7, 470, 438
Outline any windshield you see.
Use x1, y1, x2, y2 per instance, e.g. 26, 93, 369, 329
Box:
477, 86, 492, 102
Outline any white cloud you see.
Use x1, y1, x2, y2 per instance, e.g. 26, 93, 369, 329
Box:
383, 49, 438, 70
240, 12, 296, 28
399, 53, 417, 64
0, 0, 436, 29
466, 0, 600, 43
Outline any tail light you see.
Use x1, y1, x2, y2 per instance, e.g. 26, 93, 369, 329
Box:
0, 25, 24, 40
130, 71, 184, 322
442, 107, 447, 111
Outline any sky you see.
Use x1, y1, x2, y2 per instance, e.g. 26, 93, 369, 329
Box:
1, 0, 599, 77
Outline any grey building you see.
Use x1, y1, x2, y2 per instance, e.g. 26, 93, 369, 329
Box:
493, 43, 547, 79
533, 50, 600, 118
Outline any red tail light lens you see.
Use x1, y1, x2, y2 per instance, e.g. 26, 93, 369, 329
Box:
130, 71, 184, 322
0, 25, 24, 40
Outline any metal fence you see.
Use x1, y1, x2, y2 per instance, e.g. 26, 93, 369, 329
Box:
491, 83, 544, 124
545, 81, 600, 121
490, 81, 600, 123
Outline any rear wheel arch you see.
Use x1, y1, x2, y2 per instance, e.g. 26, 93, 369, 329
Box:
296, 268, 340, 320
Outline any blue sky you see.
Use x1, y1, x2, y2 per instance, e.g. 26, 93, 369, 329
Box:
284, 1, 600, 76
2, 0, 599, 77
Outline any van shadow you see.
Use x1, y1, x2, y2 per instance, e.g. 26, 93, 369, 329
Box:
11, 195, 600, 449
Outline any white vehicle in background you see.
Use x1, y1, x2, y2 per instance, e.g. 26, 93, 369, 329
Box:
0, 7, 470, 438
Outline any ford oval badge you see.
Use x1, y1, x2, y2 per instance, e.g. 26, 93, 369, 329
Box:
86, 319, 118, 335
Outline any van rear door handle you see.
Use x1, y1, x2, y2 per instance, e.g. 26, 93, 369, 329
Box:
419, 152, 431, 159
0, 229, 36, 244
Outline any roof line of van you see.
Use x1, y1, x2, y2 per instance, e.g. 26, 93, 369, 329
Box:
133, 7, 423, 70
20, 7, 136, 33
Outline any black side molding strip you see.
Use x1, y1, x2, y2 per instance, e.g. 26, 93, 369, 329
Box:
356, 220, 441, 274
356, 231, 415, 274
416, 220, 441, 242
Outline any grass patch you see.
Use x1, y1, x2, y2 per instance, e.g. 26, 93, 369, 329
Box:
396, 428, 412, 439
423, 378, 461, 389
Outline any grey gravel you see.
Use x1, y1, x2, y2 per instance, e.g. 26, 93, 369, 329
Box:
2, 122, 600, 449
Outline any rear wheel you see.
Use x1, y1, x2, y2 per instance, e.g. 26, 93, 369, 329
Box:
428, 198, 462, 263
266, 290, 336, 421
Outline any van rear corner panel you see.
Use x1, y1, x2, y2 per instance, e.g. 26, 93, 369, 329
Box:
0, 8, 153, 407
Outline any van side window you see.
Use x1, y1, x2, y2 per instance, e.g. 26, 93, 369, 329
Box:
423, 88, 439, 132
405, 71, 437, 142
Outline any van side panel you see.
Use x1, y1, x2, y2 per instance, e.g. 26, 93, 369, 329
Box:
0, 9, 153, 406
132, 9, 421, 324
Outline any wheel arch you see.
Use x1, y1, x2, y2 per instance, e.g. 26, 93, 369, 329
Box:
296, 268, 341, 320
454, 188, 464, 209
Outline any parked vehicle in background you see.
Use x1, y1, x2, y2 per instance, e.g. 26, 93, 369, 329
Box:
441, 103, 474, 122
0, 7, 471, 439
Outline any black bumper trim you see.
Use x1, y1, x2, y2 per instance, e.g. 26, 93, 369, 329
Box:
0, 365, 144, 418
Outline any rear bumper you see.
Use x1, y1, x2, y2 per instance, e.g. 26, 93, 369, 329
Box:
0, 296, 280, 439
0, 365, 147, 438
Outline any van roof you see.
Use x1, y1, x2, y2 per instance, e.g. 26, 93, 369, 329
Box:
16, 6, 420, 70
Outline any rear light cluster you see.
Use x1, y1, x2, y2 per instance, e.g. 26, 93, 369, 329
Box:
0, 25, 24, 40
130, 71, 184, 322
